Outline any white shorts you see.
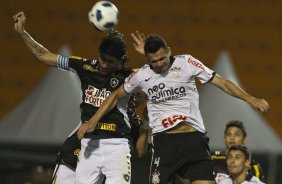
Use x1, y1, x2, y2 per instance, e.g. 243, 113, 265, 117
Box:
52, 163, 105, 184
76, 138, 131, 184
52, 164, 76, 184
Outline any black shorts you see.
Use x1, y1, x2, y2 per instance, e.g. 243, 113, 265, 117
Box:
150, 131, 215, 183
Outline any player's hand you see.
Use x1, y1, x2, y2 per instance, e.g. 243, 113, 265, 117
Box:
13, 11, 26, 34
77, 121, 97, 140
248, 97, 270, 113
131, 30, 145, 55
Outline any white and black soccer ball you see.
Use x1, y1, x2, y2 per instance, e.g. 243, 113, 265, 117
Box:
88, 1, 119, 31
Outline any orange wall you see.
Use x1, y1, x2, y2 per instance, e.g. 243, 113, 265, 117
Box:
1, 0, 282, 137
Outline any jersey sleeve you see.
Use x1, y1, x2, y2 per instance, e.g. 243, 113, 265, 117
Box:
57, 55, 89, 74
123, 71, 142, 94
185, 55, 216, 84
249, 160, 264, 182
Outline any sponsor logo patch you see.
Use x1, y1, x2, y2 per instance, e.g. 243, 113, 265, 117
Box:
83, 64, 98, 73
96, 122, 116, 131
85, 85, 111, 107
147, 83, 186, 103
162, 115, 188, 128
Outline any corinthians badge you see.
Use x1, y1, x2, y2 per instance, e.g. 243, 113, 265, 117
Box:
110, 78, 119, 88
171, 66, 182, 78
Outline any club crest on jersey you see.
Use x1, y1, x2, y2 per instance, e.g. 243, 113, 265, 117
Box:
170, 66, 182, 78
152, 169, 160, 184
110, 78, 119, 88
74, 149, 80, 157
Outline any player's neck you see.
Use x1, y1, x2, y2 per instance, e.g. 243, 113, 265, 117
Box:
232, 172, 247, 184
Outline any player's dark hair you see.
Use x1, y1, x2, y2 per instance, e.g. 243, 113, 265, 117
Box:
225, 120, 247, 138
228, 145, 250, 160
144, 34, 169, 54
99, 30, 128, 64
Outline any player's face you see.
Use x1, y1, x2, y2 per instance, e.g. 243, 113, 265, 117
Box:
224, 127, 246, 149
227, 150, 249, 176
146, 48, 171, 74
98, 53, 120, 75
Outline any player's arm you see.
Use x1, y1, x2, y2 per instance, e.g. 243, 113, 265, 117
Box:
131, 31, 145, 56
210, 74, 269, 113
77, 85, 128, 139
135, 120, 151, 158
13, 11, 57, 66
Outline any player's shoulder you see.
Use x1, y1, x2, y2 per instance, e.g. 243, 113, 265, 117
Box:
217, 176, 231, 184
138, 64, 150, 71
69, 56, 98, 65
174, 54, 193, 60
211, 150, 226, 160
248, 175, 265, 184
131, 64, 151, 77
173, 54, 196, 66
69, 56, 92, 62
119, 67, 136, 74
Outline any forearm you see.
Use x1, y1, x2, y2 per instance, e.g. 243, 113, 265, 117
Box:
88, 92, 119, 125
19, 30, 56, 66
20, 31, 48, 57
211, 75, 269, 112
135, 128, 150, 158
222, 80, 253, 103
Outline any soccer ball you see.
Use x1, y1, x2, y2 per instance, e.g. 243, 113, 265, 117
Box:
88, 1, 119, 31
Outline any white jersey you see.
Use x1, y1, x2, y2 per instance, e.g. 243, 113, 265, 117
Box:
218, 175, 265, 184
124, 55, 215, 134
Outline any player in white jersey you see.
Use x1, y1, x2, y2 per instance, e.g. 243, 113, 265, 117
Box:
77, 32, 269, 184
217, 145, 265, 184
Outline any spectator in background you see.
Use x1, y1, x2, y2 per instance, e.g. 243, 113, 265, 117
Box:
217, 145, 265, 184
212, 121, 264, 182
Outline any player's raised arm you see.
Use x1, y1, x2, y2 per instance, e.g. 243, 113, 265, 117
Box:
13, 11, 57, 66
77, 85, 128, 139
210, 74, 270, 113
131, 30, 146, 56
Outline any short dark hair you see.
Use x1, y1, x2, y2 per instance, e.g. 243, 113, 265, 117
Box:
225, 120, 247, 138
98, 30, 127, 64
228, 145, 250, 160
144, 34, 169, 54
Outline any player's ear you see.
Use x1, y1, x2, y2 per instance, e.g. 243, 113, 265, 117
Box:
243, 137, 247, 145
167, 47, 171, 56
245, 158, 250, 168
